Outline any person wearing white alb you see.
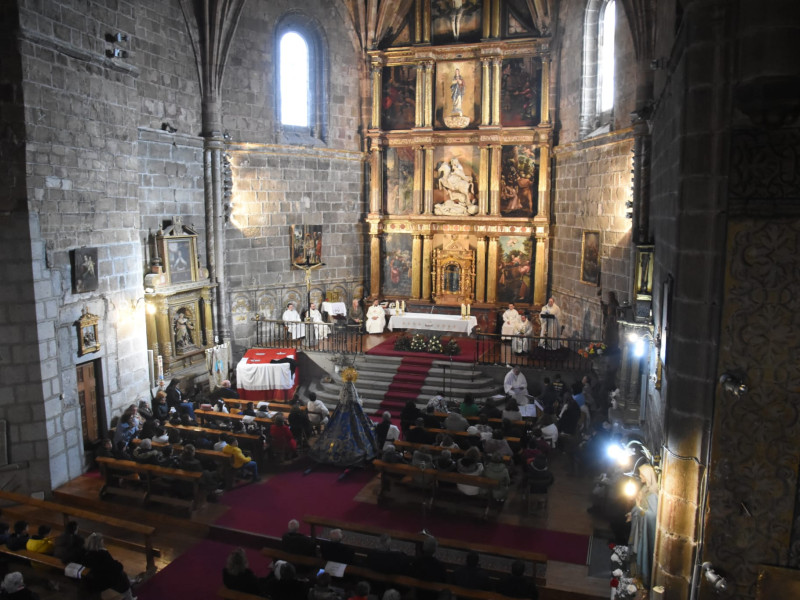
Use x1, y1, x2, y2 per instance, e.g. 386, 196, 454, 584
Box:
306, 392, 330, 427
365, 299, 386, 334
307, 302, 329, 341
503, 366, 529, 405
282, 302, 305, 340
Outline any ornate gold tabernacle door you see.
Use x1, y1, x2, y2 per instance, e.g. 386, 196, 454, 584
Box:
432, 243, 475, 305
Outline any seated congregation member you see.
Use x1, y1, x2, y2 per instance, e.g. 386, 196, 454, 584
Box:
25, 525, 54, 555
281, 519, 317, 556
479, 397, 503, 419
410, 536, 447, 583
435, 449, 457, 472
0, 572, 39, 600
423, 405, 443, 429
213, 433, 229, 452
475, 414, 494, 439
263, 560, 308, 599
527, 455, 555, 497
210, 379, 239, 401
7, 521, 29, 551
152, 426, 169, 444
222, 546, 267, 596
502, 397, 522, 422
348, 580, 375, 600
270, 413, 297, 458
307, 392, 330, 428
381, 444, 406, 464
95, 437, 114, 459
437, 433, 459, 451
483, 429, 513, 458
464, 426, 484, 450
426, 391, 449, 413
132, 438, 161, 464
456, 447, 485, 496
375, 411, 400, 450
165, 377, 184, 409
443, 409, 469, 432
113, 414, 138, 448
364, 534, 411, 575
400, 400, 422, 437
178, 444, 223, 495
254, 403, 269, 418
539, 414, 559, 448
365, 299, 386, 334
223, 438, 260, 482
152, 390, 170, 421
54, 521, 85, 565
83, 533, 138, 600
459, 393, 480, 417
496, 559, 539, 599
449, 551, 493, 591
239, 402, 256, 417
319, 528, 355, 564
308, 571, 344, 600
484, 453, 512, 502
289, 397, 313, 444
406, 418, 434, 445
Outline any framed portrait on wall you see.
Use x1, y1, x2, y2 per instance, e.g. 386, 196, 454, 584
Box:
382, 65, 416, 130
71, 247, 99, 293
290, 225, 323, 268
77, 309, 100, 356
497, 236, 533, 304
580, 231, 601, 286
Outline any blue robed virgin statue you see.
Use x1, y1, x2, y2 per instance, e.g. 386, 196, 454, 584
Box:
308, 367, 379, 467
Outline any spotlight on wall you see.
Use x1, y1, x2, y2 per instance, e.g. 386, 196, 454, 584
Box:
106, 48, 128, 59
105, 33, 129, 43
702, 562, 728, 593
719, 374, 747, 397
161, 122, 178, 134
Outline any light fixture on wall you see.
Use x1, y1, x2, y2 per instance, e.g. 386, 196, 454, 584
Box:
702, 562, 728, 593
627, 328, 660, 358
607, 439, 660, 497
719, 373, 747, 397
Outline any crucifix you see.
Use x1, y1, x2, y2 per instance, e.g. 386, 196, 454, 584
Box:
295, 262, 325, 314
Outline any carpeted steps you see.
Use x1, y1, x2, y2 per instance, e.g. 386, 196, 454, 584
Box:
381, 356, 434, 414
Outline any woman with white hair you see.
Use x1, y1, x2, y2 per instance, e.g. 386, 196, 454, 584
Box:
83, 533, 137, 600
0, 572, 39, 600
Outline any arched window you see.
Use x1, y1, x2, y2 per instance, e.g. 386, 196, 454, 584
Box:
580, 0, 616, 138
275, 14, 327, 143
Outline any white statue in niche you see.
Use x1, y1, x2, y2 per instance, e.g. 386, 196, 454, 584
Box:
434, 158, 478, 216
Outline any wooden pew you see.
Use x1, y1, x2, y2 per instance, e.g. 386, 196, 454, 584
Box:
95, 456, 204, 516
410, 426, 521, 448
432, 411, 530, 428
0, 488, 158, 571
303, 514, 548, 587
392, 440, 512, 463
194, 408, 274, 427
129, 439, 239, 489
0, 545, 91, 578
164, 423, 264, 465
217, 586, 265, 600
372, 459, 500, 518
220, 399, 301, 413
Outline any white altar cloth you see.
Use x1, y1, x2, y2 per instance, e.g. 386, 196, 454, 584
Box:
387, 312, 478, 335
236, 351, 295, 391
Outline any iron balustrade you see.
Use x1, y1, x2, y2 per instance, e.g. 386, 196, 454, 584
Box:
252, 315, 363, 355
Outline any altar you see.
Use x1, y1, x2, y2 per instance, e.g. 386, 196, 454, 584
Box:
387, 312, 478, 335
235, 348, 299, 401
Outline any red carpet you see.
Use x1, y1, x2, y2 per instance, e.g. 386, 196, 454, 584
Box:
367, 336, 477, 363
381, 356, 434, 413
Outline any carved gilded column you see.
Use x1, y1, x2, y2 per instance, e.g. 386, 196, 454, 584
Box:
421, 234, 433, 300
371, 63, 382, 130
491, 0, 501, 38
413, 146, 424, 213
479, 146, 490, 214
423, 146, 434, 214
476, 237, 487, 303
540, 57, 551, 125
491, 58, 502, 126
370, 232, 381, 299
423, 63, 434, 129
486, 237, 498, 304
154, 296, 172, 370
534, 229, 547, 306
482, 0, 491, 39
489, 145, 502, 215
422, 0, 431, 44
415, 65, 424, 127
537, 143, 550, 219
201, 287, 215, 346
411, 235, 422, 299
414, 0, 423, 44
480, 59, 491, 125
369, 142, 383, 214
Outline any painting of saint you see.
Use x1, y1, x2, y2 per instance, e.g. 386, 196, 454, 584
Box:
382, 65, 416, 130
435, 61, 480, 129
501, 57, 542, 127
384, 147, 415, 215
581, 231, 601, 286
72, 247, 99, 293
433, 145, 479, 216
500, 146, 539, 217
431, 0, 482, 44
382, 234, 413, 297
497, 236, 533, 304
291, 225, 323, 267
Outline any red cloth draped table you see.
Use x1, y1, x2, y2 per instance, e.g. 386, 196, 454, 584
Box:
236, 348, 299, 401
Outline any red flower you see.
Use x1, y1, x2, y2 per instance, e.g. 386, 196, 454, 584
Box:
610, 578, 619, 588
608, 543, 616, 549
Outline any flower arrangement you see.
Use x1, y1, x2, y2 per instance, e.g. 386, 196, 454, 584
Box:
444, 338, 461, 356
427, 335, 443, 354
579, 342, 607, 358
608, 544, 638, 599
410, 334, 428, 352
393, 333, 412, 352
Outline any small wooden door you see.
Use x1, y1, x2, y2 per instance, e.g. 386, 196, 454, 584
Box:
77, 362, 100, 445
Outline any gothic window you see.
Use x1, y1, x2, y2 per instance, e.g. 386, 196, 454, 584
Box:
275, 14, 328, 143
580, 0, 616, 138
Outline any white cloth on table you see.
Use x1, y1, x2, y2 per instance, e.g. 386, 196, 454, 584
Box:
282, 308, 305, 339
236, 357, 294, 390
503, 369, 529, 405
387, 312, 477, 335
308, 308, 329, 340
501, 308, 521, 339
365, 305, 386, 334
512, 318, 533, 354
321, 301, 347, 316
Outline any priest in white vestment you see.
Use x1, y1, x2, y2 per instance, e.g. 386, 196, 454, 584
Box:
501, 303, 521, 340
282, 302, 305, 339
504, 366, 529, 405
512, 313, 533, 354
539, 297, 562, 348
307, 302, 329, 341
365, 299, 386, 334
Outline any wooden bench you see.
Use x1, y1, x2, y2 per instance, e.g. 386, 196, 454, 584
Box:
0, 545, 91, 578
372, 459, 500, 518
410, 426, 522, 450
164, 423, 264, 465
392, 440, 512, 463
129, 439, 241, 490
95, 456, 204, 516
432, 412, 530, 428
216, 585, 265, 599
220, 399, 302, 413
0, 489, 158, 571
260, 546, 533, 600
303, 514, 548, 587
194, 408, 274, 427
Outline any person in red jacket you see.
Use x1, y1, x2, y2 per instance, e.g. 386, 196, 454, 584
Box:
270, 413, 297, 459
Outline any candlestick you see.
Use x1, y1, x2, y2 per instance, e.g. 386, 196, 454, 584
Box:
157, 355, 164, 383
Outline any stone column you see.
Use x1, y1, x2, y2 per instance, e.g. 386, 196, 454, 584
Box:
479, 146, 490, 214
486, 238, 498, 304
421, 234, 433, 300
411, 235, 422, 299
476, 236, 487, 303
481, 59, 491, 125
489, 145, 502, 215
201, 286, 215, 346
423, 146, 434, 214
370, 63, 382, 130
203, 135, 229, 342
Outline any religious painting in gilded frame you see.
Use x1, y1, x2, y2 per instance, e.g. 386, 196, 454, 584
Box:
160, 236, 197, 285
382, 65, 416, 130
431, 0, 482, 44
435, 60, 481, 130
381, 233, 413, 297
497, 236, 533, 304
290, 225, 323, 268
71, 247, 99, 294
433, 145, 479, 216
500, 145, 539, 217
501, 56, 542, 127
77, 309, 100, 356
580, 230, 601, 286
384, 147, 415, 215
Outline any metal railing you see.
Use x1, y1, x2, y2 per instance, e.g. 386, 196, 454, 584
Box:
252, 316, 364, 355
474, 330, 602, 372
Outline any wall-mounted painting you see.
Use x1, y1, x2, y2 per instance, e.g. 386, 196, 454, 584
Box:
497, 236, 533, 304
71, 247, 99, 294
581, 230, 601, 286
432, 0, 482, 44
77, 309, 100, 356
382, 65, 416, 130
433, 145, 479, 216
501, 57, 542, 127
290, 225, 323, 268
384, 147, 415, 215
501, 145, 539, 217
382, 233, 413, 297
436, 61, 480, 129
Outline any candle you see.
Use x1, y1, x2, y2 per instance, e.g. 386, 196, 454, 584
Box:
467, 303, 471, 316
157, 355, 164, 382
461, 303, 465, 317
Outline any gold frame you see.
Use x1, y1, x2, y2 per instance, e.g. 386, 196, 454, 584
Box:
158, 235, 198, 285
432, 243, 475, 305
635, 244, 655, 297
78, 310, 100, 356
580, 230, 601, 286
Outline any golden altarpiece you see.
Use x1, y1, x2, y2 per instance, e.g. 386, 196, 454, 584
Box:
365, 0, 552, 314
144, 217, 215, 374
